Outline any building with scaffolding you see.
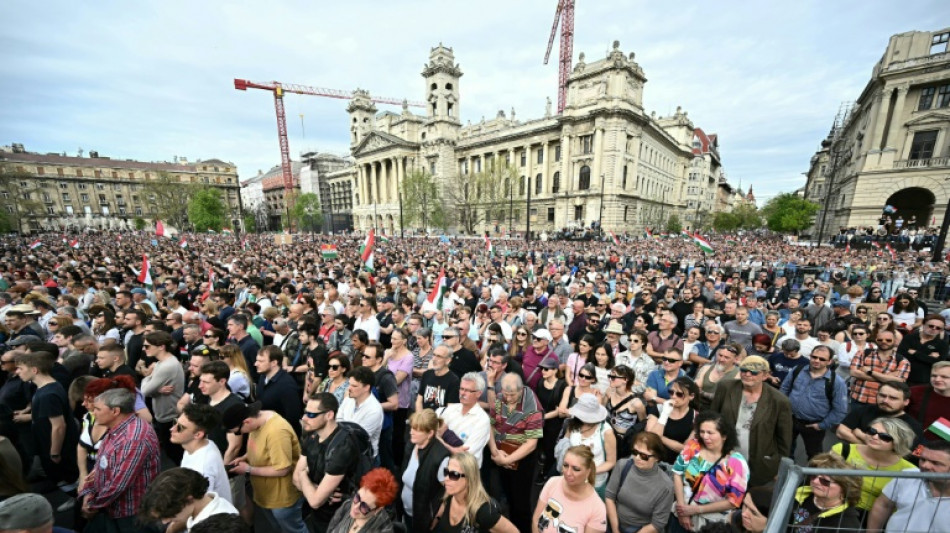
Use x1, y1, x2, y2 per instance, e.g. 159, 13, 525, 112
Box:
804, 28, 950, 238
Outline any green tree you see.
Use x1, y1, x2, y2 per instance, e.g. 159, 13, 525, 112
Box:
289, 192, 323, 232
761, 193, 820, 233
0, 209, 14, 234
0, 166, 45, 233
712, 211, 742, 232
187, 187, 227, 232
133, 217, 147, 231
445, 160, 520, 234
142, 171, 193, 229
733, 203, 763, 229
400, 170, 447, 231
243, 213, 257, 233
665, 214, 682, 233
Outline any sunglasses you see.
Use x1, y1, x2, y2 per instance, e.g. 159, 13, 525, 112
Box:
443, 468, 466, 481
203, 334, 215, 338
303, 410, 328, 419
739, 368, 762, 376
174, 423, 189, 432
811, 356, 831, 363
516, 332, 528, 336
662, 357, 681, 363
813, 475, 834, 488
705, 330, 720, 335
670, 390, 687, 398
631, 449, 655, 461
578, 373, 594, 380
865, 427, 895, 443
352, 492, 375, 515
608, 374, 623, 380
442, 335, 456, 339
328, 364, 342, 370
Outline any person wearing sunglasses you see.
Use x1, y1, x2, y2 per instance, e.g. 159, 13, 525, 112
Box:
171, 403, 234, 506
605, 432, 674, 533
533, 445, 608, 533
316, 353, 352, 405
326, 467, 397, 533
837, 381, 924, 446
847, 329, 911, 409
432, 451, 517, 533
710, 354, 792, 488
787, 453, 862, 532
895, 313, 949, 386
831, 417, 915, 522
140, 331, 186, 464
644, 348, 686, 405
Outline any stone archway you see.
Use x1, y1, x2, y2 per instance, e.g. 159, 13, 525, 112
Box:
884, 187, 935, 228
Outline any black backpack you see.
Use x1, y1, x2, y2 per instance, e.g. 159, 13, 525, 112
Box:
328, 421, 375, 496
788, 365, 836, 408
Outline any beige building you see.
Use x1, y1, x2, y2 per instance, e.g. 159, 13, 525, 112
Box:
805, 28, 950, 236
0, 145, 241, 233
339, 42, 735, 235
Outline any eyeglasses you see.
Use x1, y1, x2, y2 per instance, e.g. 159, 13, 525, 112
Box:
705, 330, 720, 335
143, 344, 155, 349
443, 468, 466, 481
876, 339, 894, 344
352, 492, 375, 515
608, 374, 623, 380
328, 364, 341, 370
578, 373, 594, 380
865, 427, 895, 443
852, 332, 867, 336
811, 356, 830, 363
631, 449, 655, 461
856, 310, 868, 314
813, 475, 834, 488
442, 335, 456, 339
303, 410, 329, 419
203, 334, 215, 338
925, 324, 944, 330
671, 390, 687, 398
541, 366, 556, 372
174, 422, 190, 432
739, 368, 762, 376
516, 332, 528, 337
48, 321, 59, 326
662, 357, 681, 364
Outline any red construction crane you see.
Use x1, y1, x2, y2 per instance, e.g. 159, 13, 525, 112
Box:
233, 78, 425, 224
543, 0, 575, 114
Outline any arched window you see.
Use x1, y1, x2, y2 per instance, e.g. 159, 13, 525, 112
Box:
579, 165, 591, 190
552, 171, 560, 194
535, 173, 542, 195
430, 83, 437, 90
445, 83, 453, 90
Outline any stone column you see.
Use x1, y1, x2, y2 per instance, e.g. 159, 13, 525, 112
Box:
889, 85, 911, 156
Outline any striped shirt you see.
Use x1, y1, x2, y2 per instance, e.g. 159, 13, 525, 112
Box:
79, 415, 160, 518
490, 387, 543, 443
849, 349, 911, 404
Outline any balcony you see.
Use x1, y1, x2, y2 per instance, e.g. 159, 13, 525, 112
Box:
894, 156, 950, 169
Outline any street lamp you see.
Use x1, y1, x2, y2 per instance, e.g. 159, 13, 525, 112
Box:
304, 204, 314, 233
598, 173, 606, 233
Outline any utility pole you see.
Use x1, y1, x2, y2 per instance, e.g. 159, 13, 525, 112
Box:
598, 173, 606, 231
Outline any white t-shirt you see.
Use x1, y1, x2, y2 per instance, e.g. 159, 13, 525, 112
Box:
185, 492, 239, 531
181, 442, 233, 504
354, 315, 381, 341
338, 395, 384, 457
882, 473, 949, 533
437, 403, 491, 466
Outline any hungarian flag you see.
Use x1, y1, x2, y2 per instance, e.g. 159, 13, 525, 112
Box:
179, 238, 188, 249
929, 417, 950, 442
870, 241, 881, 249
29, 239, 42, 250
320, 244, 339, 259
425, 267, 447, 310
69, 239, 80, 249
526, 261, 536, 283
681, 230, 692, 240
609, 231, 621, 247
885, 243, 897, 260
222, 228, 233, 235
693, 233, 714, 254
155, 220, 165, 237
360, 229, 375, 272
726, 239, 738, 246
137, 254, 152, 286
484, 235, 494, 257
241, 237, 249, 251
202, 267, 216, 300
378, 234, 391, 245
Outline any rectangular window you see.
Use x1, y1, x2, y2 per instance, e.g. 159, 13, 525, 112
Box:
931, 32, 950, 55
65, 205, 74, 215
96, 183, 104, 190
37, 166, 44, 175
94, 170, 101, 178
42, 193, 51, 202
554, 145, 561, 162
59, 182, 68, 189
61, 193, 70, 201
46, 206, 55, 215
119, 206, 127, 215
98, 194, 107, 204
112, 171, 118, 178
135, 207, 143, 216
77, 183, 87, 190
128, 172, 134, 179
76, 169, 83, 177
537, 148, 543, 164
919, 87, 936, 111
547, 207, 555, 222
113, 183, 121, 190
520, 151, 526, 167
909, 130, 938, 160
581, 135, 593, 154
81, 193, 89, 203
938, 85, 950, 108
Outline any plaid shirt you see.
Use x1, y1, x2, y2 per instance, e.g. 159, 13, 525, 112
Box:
490, 387, 543, 444
849, 349, 911, 404
79, 415, 160, 518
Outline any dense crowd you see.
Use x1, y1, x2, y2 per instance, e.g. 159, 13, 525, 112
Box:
0, 230, 948, 533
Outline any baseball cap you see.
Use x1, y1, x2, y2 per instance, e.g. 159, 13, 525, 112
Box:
131, 288, 148, 295
739, 355, 770, 373
532, 329, 553, 342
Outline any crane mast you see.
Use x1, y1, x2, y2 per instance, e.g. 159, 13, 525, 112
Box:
543, 0, 575, 114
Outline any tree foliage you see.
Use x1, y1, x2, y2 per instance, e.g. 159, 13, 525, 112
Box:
142, 171, 193, 229
187, 187, 227, 232
400, 170, 447, 231
243, 213, 257, 233
289, 192, 323, 231
0, 166, 45, 233
133, 217, 147, 231
444, 160, 521, 234
761, 193, 820, 233
665, 214, 682, 233
712, 203, 763, 232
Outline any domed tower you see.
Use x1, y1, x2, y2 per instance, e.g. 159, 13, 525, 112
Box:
347, 89, 377, 147
422, 43, 463, 138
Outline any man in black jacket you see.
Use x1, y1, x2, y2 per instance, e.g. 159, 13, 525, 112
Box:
254, 345, 302, 435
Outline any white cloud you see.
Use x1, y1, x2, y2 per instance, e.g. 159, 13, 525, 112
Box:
1, 0, 947, 203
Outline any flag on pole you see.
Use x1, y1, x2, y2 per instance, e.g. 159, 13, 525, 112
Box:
360, 229, 375, 272
155, 220, 165, 237
320, 244, 339, 259
137, 254, 152, 286
693, 232, 715, 254
69, 239, 80, 249
484, 235, 494, 257
178, 238, 188, 249
378, 234, 391, 245
681, 230, 692, 240
526, 261, 537, 284
222, 228, 233, 235
726, 239, 738, 246
425, 268, 447, 311
609, 231, 621, 247
29, 239, 42, 250
885, 243, 897, 261
928, 417, 950, 442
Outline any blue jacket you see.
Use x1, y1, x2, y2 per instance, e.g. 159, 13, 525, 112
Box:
779, 367, 848, 429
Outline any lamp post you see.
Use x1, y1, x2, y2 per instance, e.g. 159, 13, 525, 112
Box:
598, 173, 606, 233
526, 175, 532, 242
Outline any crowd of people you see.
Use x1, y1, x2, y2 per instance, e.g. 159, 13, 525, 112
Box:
0, 229, 948, 533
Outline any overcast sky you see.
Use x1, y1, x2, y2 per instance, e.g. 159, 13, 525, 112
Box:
2, 1, 947, 204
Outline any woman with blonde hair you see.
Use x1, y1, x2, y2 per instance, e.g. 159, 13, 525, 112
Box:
218, 344, 252, 400
532, 445, 608, 533
504, 296, 524, 328
433, 452, 517, 532
509, 325, 531, 363
401, 409, 451, 532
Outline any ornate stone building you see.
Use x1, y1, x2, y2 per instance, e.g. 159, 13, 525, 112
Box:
805, 28, 950, 235
338, 42, 734, 235
0, 145, 241, 233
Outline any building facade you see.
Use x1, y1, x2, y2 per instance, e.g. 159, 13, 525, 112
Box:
804, 28, 950, 236
0, 145, 241, 233
300, 151, 353, 233
343, 42, 734, 236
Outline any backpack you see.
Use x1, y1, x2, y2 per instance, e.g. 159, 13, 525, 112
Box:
328, 421, 375, 497
788, 365, 836, 411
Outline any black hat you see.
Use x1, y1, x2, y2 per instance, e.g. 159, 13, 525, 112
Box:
221, 401, 261, 433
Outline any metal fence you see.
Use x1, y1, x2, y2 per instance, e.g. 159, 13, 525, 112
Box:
766, 457, 950, 533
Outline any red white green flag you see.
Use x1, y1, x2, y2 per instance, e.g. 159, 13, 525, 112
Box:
885, 243, 897, 261
178, 238, 188, 249
360, 229, 375, 272
29, 239, 42, 250
69, 239, 80, 249
609, 231, 621, 247
137, 254, 152, 286
929, 417, 950, 442
693, 233, 714, 254
425, 267, 447, 311
320, 244, 339, 259
485, 235, 494, 257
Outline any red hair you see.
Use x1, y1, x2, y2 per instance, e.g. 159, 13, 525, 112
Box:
360, 467, 398, 508
84, 375, 137, 398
